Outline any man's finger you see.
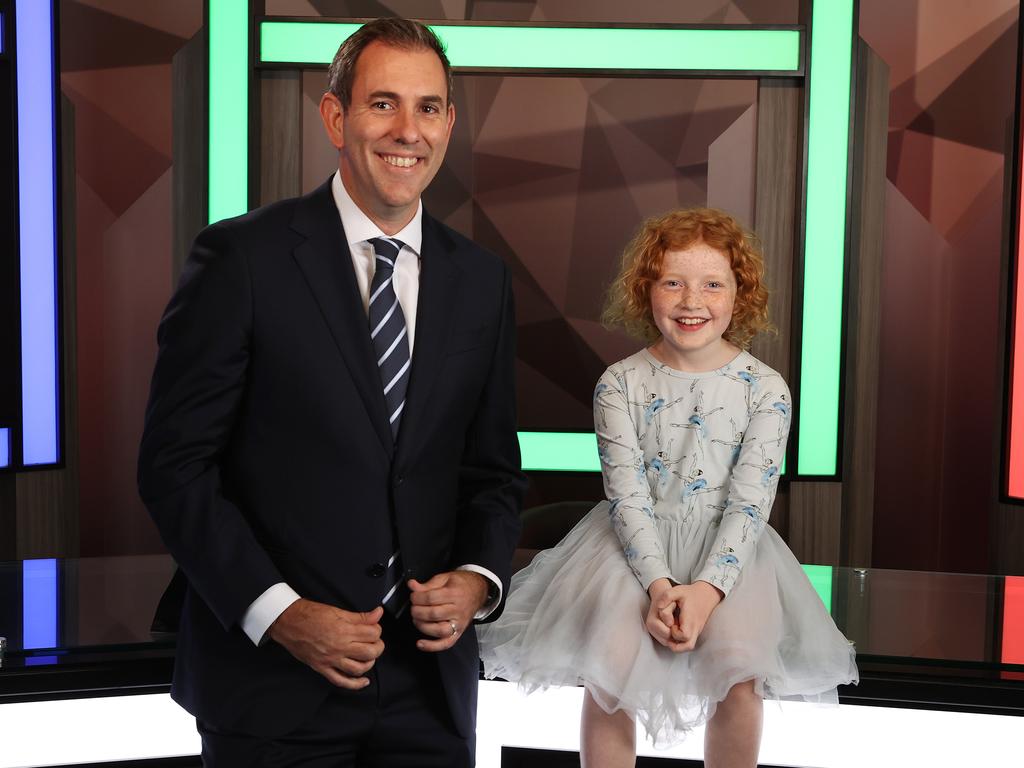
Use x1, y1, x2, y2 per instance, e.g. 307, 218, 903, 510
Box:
355, 606, 384, 624
337, 623, 383, 645
408, 573, 448, 592
343, 639, 385, 662
416, 633, 457, 653
320, 666, 370, 690
410, 602, 457, 622
336, 657, 375, 677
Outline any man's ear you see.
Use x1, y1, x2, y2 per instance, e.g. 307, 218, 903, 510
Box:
319, 92, 345, 150
445, 101, 455, 140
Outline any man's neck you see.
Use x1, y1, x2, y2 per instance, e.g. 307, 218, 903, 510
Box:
339, 171, 418, 236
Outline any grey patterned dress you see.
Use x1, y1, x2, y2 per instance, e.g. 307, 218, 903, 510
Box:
478, 349, 858, 746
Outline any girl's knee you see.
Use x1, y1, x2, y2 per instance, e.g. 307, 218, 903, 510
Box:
720, 679, 761, 712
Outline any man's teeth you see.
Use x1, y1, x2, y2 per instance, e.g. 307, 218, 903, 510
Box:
382, 155, 418, 168
678, 318, 707, 326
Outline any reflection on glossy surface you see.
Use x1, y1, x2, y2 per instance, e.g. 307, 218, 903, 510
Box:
0, 555, 1022, 673
0, 555, 177, 664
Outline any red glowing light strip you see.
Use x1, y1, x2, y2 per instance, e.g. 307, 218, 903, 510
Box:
1011, 56, 1024, 499
1002, 576, 1024, 665
1011, 220, 1024, 496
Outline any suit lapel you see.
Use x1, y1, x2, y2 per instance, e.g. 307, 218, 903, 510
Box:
290, 180, 394, 458
397, 213, 459, 463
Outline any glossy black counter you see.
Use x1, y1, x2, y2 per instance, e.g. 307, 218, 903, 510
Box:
1, 555, 1023, 717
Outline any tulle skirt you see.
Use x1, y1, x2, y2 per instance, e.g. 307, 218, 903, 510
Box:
478, 502, 859, 747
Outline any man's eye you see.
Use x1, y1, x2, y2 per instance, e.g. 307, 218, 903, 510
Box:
421, 104, 440, 114
373, 101, 394, 110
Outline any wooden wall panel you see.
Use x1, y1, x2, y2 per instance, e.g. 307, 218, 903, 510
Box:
841, 42, 889, 567
753, 78, 802, 542
788, 481, 842, 565
171, 33, 207, 287
260, 71, 302, 206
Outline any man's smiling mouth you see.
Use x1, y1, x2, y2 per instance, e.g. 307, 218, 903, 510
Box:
380, 153, 420, 168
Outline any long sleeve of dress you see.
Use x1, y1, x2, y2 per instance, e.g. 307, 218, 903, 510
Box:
694, 377, 791, 596
594, 369, 675, 592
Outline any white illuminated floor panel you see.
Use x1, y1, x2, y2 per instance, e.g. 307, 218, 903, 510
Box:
1, 682, 1021, 767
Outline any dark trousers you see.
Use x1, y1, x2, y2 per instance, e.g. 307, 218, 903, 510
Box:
198, 614, 474, 767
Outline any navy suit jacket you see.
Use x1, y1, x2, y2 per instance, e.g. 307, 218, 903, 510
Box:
138, 178, 525, 738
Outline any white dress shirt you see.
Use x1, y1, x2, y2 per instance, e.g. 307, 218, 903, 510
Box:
240, 172, 502, 645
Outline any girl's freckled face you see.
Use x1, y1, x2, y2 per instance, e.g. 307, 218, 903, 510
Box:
649, 242, 737, 371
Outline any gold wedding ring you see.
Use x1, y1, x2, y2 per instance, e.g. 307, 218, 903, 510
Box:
449, 620, 458, 637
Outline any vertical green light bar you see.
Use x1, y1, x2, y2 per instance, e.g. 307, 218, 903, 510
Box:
797, 0, 854, 475
801, 563, 834, 613
208, 0, 249, 223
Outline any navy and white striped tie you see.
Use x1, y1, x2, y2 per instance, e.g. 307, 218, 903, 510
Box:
368, 237, 411, 440
368, 237, 411, 615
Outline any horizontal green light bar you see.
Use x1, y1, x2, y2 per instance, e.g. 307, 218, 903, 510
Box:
518, 431, 600, 472
260, 22, 801, 73
208, 0, 249, 223
796, 0, 854, 475
801, 563, 833, 613
520, 431, 787, 477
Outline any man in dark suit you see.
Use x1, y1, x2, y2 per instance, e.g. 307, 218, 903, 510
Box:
138, 18, 524, 766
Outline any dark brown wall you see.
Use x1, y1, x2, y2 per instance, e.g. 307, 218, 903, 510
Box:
6, 1, 1021, 578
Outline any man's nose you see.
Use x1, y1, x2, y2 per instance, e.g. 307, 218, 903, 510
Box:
392, 107, 421, 144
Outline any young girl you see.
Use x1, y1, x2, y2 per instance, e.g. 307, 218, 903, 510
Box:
478, 209, 858, 767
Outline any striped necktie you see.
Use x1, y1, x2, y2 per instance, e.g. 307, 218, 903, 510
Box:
368, 237, 411, 615
368, 237, 411, 439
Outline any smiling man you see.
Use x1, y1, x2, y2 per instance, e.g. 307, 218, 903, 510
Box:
138, 18, 525, 767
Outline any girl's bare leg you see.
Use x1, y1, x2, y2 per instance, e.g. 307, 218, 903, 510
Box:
704, 680, 763, 768
580, 687, 636, 768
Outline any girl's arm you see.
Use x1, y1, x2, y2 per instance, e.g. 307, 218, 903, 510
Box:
594, 370, 674, 592
693, 375, 792, 597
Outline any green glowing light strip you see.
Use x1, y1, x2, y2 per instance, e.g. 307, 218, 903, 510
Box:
518, 430, 788, 476
519, 432, 600, 473
211, 9, 849, 474
208, 0, 249, 223
259, 22, 802, 73
796, 1, 854, 475
801, 564, 833, 613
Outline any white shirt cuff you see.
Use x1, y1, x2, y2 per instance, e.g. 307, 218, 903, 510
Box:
240, 582, 301, 646
457, 564, 503, 621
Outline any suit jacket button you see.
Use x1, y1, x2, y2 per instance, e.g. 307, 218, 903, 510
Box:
394, 475, 404, 487
368, 563, 386, 578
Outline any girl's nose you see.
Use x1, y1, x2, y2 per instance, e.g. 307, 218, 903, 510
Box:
678, 286, 702, 308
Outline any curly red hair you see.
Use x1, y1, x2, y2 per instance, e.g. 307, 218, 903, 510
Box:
602, 208, 772, 349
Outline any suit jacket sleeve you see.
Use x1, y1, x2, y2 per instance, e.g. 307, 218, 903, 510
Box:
452, 262, 525, 619
138, 222, 283, 631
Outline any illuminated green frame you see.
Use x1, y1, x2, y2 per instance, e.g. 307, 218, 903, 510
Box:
207, 2, 855, 476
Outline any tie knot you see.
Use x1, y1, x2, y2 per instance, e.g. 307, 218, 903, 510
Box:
369, 237, 403, 270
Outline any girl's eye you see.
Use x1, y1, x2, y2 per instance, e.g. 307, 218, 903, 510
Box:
707, 281, 722, 289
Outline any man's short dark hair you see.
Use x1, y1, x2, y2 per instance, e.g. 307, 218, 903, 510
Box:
327, 18, 454, 110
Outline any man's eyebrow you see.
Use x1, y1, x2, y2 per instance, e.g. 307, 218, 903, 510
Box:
367, 90, 445, 105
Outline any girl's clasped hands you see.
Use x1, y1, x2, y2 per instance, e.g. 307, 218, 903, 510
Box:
645, 578, 724, 652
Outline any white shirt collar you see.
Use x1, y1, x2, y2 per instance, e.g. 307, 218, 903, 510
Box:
331, 170, 423, 256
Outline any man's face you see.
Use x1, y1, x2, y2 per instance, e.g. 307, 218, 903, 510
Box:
322, 41, 455, 232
